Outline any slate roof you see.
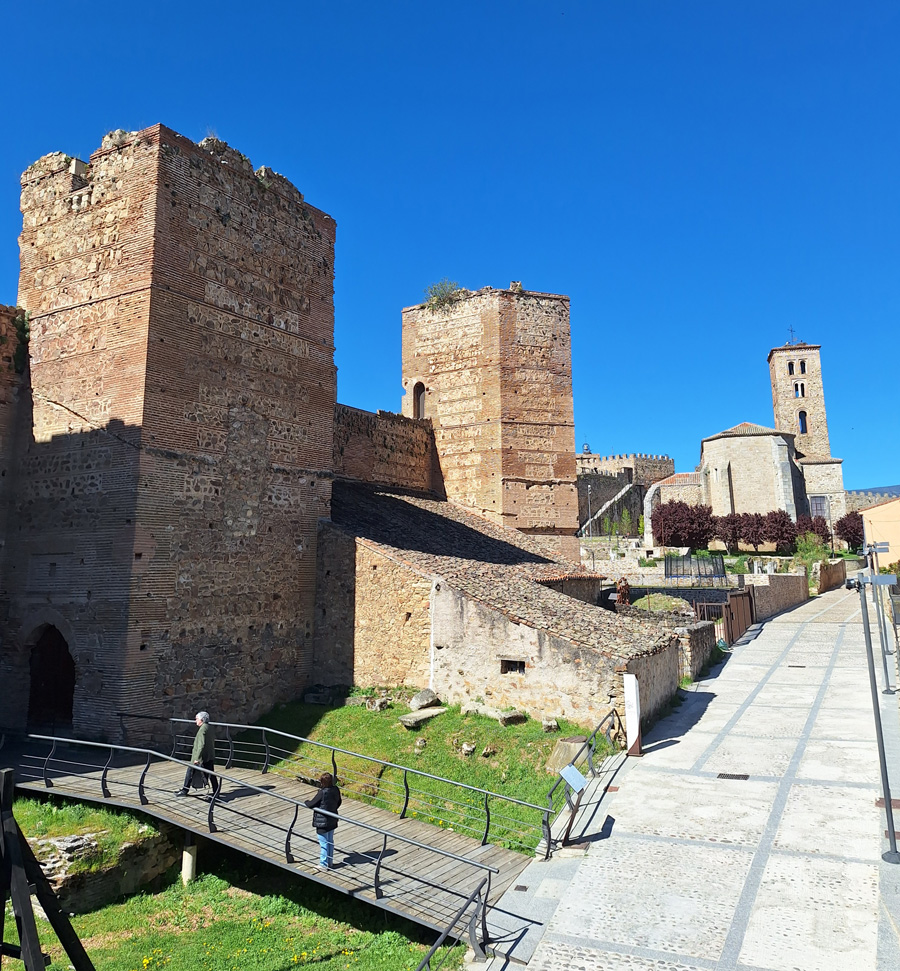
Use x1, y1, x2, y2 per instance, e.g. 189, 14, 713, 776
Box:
328, 482, 671, 660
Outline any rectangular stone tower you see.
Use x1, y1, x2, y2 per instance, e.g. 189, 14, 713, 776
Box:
401, 284, 579, 560
3, 125, 335, 739
768, 342, 831, 459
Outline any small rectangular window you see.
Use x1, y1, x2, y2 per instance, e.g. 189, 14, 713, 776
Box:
500, 659, 525, 675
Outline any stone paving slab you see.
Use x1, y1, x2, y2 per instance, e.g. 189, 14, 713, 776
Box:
483, 585, 900, 970
738, 855, 879, 971
773, 782, 882, 859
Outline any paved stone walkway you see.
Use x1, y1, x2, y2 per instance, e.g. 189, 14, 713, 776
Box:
483, 582, 900, 970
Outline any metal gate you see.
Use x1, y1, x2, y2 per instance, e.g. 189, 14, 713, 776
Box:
724, 588, 754, 644
695, 589, 755, 646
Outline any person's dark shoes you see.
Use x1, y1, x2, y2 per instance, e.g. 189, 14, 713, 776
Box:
174, 788, 189, 797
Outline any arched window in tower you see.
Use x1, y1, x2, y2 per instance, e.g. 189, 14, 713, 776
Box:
799, 360, 806, 374
798, 411, 808, 434
788, 361, 795, 375
794, 382, 806, 398
413, 382, 426, 420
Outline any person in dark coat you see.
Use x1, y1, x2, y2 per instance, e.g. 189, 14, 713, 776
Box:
305, 772, 342, 869
175, 711, 219, 798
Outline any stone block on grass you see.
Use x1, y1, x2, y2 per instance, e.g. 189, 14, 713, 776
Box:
398, 707, 447, 729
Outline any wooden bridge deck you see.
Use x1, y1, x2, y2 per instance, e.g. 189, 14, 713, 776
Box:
1, 740, 533, 945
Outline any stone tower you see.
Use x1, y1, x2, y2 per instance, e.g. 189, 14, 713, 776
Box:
768, 342, 831, 459
401, 285, 579, 560
2, 125, 336, 739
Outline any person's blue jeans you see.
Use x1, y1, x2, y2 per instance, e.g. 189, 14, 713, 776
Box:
317, 829, 335, 868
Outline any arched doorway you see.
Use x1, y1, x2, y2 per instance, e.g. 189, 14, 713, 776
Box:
27, 626, 75, 730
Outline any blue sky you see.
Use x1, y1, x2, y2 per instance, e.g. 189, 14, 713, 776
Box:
2, 1, 897, 490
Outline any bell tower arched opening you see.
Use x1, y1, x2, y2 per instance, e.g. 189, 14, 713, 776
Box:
27, 626, 75, 730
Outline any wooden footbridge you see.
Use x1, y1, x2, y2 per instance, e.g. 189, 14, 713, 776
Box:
0, 716, 620, 966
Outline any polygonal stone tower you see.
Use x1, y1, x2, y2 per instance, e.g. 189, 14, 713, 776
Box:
768, 342, 831, 459
401, 284, 579, 561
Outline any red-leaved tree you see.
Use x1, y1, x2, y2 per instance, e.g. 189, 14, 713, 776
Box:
835, 511, 864, 549
796, 514, 831, 546
765, 510, 798, 554
651, 501, 715, 550
739, 513, 768, 552
715, 513, 743, 554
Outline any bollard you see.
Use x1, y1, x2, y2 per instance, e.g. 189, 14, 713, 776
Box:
182, 831, 197, 885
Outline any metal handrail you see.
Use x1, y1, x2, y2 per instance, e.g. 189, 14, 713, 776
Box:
165, 717, 547, 812
15, 733, 499, 877
545, 709, 622, 837
415, 876, 490, 970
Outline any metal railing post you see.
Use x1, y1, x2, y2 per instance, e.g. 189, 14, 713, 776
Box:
285, 805, 299, 863
100, 747, 113, 798
400, 769, 410, 818
43, 739, 57, 788
261, 729, 270, 774
138, 753, 151, 805
374, 834, 388, 899
481, 793, 490, 846
225, 726, 234, 770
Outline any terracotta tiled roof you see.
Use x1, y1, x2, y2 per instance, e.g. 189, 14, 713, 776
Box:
657, 472, 702, 486
327, 482, 670, 658
702, 421, 791, 442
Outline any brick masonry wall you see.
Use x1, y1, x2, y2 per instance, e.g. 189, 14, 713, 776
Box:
333, 404, 438, 493
2, 125, 336, 738
401, 288, 578, 558
312, 523, 433, 688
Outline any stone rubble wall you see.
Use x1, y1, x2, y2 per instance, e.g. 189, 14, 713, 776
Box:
739, 572, 809, 620
617, 637, 682, 727
312, 523, 433, 688
430, 581, 679, 728
615, 606, 717, 681
32, 827, 179, 914
332, 404, 439, 494
845, 490, 897, 513
812, 558, 847, 595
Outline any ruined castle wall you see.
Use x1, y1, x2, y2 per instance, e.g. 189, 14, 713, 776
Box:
333, 404, 436, 492
311, 525, 433, 688
576, 453, 674, 487
401, 289, 578, 560
401, 292, 502, 516
846, 491, 898, 514
133, 127, 336, 725
1, 144, 160, 735
498, 292, 579, 558
1, 126, 337, 739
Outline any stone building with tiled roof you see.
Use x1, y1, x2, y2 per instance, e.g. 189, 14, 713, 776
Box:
643, 345, 848, 547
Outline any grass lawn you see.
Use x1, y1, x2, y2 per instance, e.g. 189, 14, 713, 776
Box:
3, 855, 463, 971
252, 696, 608, 852
13, 795, 161, 872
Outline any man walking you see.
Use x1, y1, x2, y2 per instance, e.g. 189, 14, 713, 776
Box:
174, 711, 219, 798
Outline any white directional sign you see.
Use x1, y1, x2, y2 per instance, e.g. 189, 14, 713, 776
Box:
623, 673, 642, 756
